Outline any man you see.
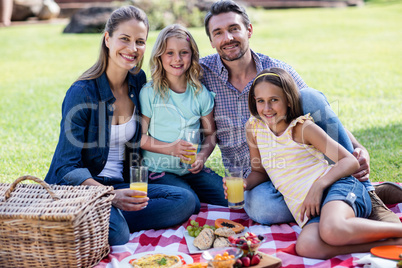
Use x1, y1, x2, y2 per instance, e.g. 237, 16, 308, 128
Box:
200, 0, 401, 224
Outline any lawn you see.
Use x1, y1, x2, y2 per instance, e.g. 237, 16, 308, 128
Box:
0, 2, 401, 184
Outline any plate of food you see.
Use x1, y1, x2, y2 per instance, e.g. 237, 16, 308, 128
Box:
119, 251, 193, 268
184, 219, 247, 254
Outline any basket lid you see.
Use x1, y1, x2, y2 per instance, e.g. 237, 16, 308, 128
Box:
0, 179, 114, 222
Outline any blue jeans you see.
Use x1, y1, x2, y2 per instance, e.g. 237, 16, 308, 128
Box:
107, 182, 196, 246
307, 176, 372, 225
244, 180, 295, 224
148, 168, 227, 214
244, 88, 374, 225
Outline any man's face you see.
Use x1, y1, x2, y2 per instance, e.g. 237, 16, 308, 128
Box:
208, 12, 252, 62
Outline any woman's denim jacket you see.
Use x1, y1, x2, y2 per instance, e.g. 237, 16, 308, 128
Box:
45, 71, 145, 186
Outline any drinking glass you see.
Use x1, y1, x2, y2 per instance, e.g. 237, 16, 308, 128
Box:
130, 166, 148, 198
225, 167, 244, 209
181, 129, 200, 165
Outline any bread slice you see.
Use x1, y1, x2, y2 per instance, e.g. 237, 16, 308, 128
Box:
193, 228, 215, 250
214, 227, 236, 237
213, 237, 230, 248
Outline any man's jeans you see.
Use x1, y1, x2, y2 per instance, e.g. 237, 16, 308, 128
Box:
244, 87, 373, 225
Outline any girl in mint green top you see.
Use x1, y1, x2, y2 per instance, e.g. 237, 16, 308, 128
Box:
139, 24, 227, 212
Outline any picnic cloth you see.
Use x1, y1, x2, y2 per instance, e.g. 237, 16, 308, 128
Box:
95, 200, 402, 268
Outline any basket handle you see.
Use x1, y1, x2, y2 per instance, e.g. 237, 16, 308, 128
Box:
4, 175, 61, 201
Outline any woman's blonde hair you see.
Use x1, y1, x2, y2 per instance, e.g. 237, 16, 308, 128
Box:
149, 24, 203, 99
77, 6, 149, 81
248, 67, 303, 123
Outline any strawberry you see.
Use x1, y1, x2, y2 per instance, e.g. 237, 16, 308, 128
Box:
251, 254, 261, 266
246, 252, 254, 258
241, 256, 251, 267
234, 259, 243, 268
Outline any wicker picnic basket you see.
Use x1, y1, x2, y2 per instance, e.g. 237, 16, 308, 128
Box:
0, 175, 115, 267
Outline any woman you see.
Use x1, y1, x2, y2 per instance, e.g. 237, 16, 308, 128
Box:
45, 6, 196, 246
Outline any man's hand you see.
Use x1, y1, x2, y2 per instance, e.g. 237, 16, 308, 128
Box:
112, 189, 149, 211
352, 147, 370, 181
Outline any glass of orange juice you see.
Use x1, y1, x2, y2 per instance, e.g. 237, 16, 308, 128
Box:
130, 166, 148, 198
181, 129, 200, 165
225, 167, 244, 209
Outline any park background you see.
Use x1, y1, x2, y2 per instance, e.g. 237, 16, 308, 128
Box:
0, 0, 401, 184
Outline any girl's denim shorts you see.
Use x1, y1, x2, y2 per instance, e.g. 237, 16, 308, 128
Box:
307, 176, 372, 225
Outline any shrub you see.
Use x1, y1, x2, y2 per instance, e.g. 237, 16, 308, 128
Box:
128, 0, 206, 30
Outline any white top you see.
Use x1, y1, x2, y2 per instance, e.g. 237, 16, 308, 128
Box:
98, 110, 136, 179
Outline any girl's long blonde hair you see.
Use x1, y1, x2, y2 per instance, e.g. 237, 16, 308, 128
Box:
149, 24, 203, 99
77, 6, 149, 81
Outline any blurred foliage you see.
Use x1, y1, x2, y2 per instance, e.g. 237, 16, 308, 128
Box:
126, 0, 206, 30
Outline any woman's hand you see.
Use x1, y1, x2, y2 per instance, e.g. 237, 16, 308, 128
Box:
112, 188, 149, 211
300, 180, 325, 222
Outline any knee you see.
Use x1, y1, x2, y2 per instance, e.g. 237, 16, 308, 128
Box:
296, 229, 334, 259
300, 87, 327, 103
178, 189, 199, 215
300, 87, 329, 114
295, 238, 333, 259
319, 221, 351, 246
244, 192, 293, 225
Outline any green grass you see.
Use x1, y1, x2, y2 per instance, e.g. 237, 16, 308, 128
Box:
0, 2, 401, 183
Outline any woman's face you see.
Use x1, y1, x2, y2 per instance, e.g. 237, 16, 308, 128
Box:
105, 19, 148, 72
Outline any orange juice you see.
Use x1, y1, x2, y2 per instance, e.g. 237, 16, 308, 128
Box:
226, 177, 244, 209
181, 144, 199, 165
130, 182, 148, 198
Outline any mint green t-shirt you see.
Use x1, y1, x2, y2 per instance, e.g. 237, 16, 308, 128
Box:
140, 81, 215, 175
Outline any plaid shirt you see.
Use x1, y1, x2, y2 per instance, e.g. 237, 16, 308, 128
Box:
200, 50, 308, 176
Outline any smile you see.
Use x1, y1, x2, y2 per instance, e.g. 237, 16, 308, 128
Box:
121, 54, 135, 61
263, 114, 276, 119
222, 42, 239, 50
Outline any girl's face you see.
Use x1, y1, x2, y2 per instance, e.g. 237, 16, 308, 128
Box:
161, 37, 192, 81
254, 81, 290, 133
105, 19, 147, 72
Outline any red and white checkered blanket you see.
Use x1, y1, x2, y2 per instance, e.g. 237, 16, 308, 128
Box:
95, 202, 402, 268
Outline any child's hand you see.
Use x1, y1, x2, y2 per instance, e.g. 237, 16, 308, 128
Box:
172, 139, 196, 162
187, 156, 205, 174
300, 181, 324, 221
222, 177, 247, 199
